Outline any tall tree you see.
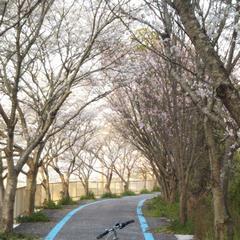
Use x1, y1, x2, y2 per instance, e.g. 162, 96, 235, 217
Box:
0, 0, 118, 232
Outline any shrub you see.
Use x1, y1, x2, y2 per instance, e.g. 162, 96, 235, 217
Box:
16, 211, 49, 223
0, 233, 39, 240
58, 196, 77, 205
154, 219, 194, 235
80, 191, 95, 200
101, 192, 119, 198
43, 199, 62, 209
121, 190, 136, 196
143, 196, 194, 235
140, 189, 151, 194
151, 186, 160, 192
143, 196, 179, 219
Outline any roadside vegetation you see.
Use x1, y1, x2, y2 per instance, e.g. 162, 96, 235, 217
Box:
101, 192, 119, 199
16, 211, 49, 223
0, 233, 40, 240
144, 189, 240, 240
80, 191, 96, 200
140, 189, 151, 194
43, 200, 62, 209
58, 197, 77, 206
143, 197, 193, 235
121, 190, 136, 197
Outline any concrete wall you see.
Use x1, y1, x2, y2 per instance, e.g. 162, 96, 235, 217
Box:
14, 179, 155, 219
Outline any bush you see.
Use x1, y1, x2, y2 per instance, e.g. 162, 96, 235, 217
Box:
151, 186, 160, 192
143, 196, 194, 235
140, 189, 151, 194
43, 199, 62, 209
121, 190, 136, 196
101, 192, 119, 198
154, 219, 194, 235
58, 196, 77, 205
143, 196, 179, 219
16, 211, 49, 223
80, 191, 95, 200
0, 233, 39, 240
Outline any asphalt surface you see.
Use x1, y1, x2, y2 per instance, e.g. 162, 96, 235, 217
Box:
51, 194, 155, 240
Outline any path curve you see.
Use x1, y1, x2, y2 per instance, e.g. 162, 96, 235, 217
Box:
45, 194, 155, 240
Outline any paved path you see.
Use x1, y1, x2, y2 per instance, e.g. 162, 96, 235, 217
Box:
46, 194, 155, 240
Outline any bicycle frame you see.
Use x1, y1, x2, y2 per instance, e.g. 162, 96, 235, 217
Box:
106, 228, 119, 240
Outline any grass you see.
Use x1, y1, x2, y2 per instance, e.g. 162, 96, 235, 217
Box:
80, 191, 95, 200
43, 199, 62, 209
154, 219, 194, 235
145, 195, 240, 239
58, 196, 77, 205
151, 186, 160, 192
140, 189, 151, 194
143, 196, 194, 235
143, 196, 179, 219
121, 190, 136, 196
0, 233, 40, 240
100, 192, 119, 198
16, 211, 49, 223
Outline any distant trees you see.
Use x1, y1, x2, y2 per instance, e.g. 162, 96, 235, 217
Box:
87, 133, 123, 194
113, 145, 139, 192
48, 116, 96, 200
74, 150, 97, 196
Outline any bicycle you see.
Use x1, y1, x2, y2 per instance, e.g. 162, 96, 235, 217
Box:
96, 219, 135, 239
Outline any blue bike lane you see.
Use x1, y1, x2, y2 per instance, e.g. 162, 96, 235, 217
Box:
45, 194, 155, 240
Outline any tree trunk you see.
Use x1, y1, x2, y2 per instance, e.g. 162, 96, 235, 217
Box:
143, 175, 147, 189
42, 179, 51, 202
104, 172, 112, 194
222, 150, 234, 240
84, 181, 89, 196
179, 183, 188, 225
123, 181, 129, 192
160, 177, 170, 201
26, 144, 44, 215
0, 181, 4, 224
26, 164, 38, 215
169, 177, 177, 203
0, 153, 5, 223
60, 175, 70, 200
204, 118, 232, 240
104, 182, 111, 193
0, 173, 18, 233
41, 166, 51, 201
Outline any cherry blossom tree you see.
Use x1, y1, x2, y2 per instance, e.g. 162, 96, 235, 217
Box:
0, 0, 119, 232
106, 1, 240, 238
73, 150, 97, 196
113, 144, 140, 192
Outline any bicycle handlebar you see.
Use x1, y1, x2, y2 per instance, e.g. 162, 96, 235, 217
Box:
96, 229, 109, 239
119, 219, 135, 229
96, 220, 135, 239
